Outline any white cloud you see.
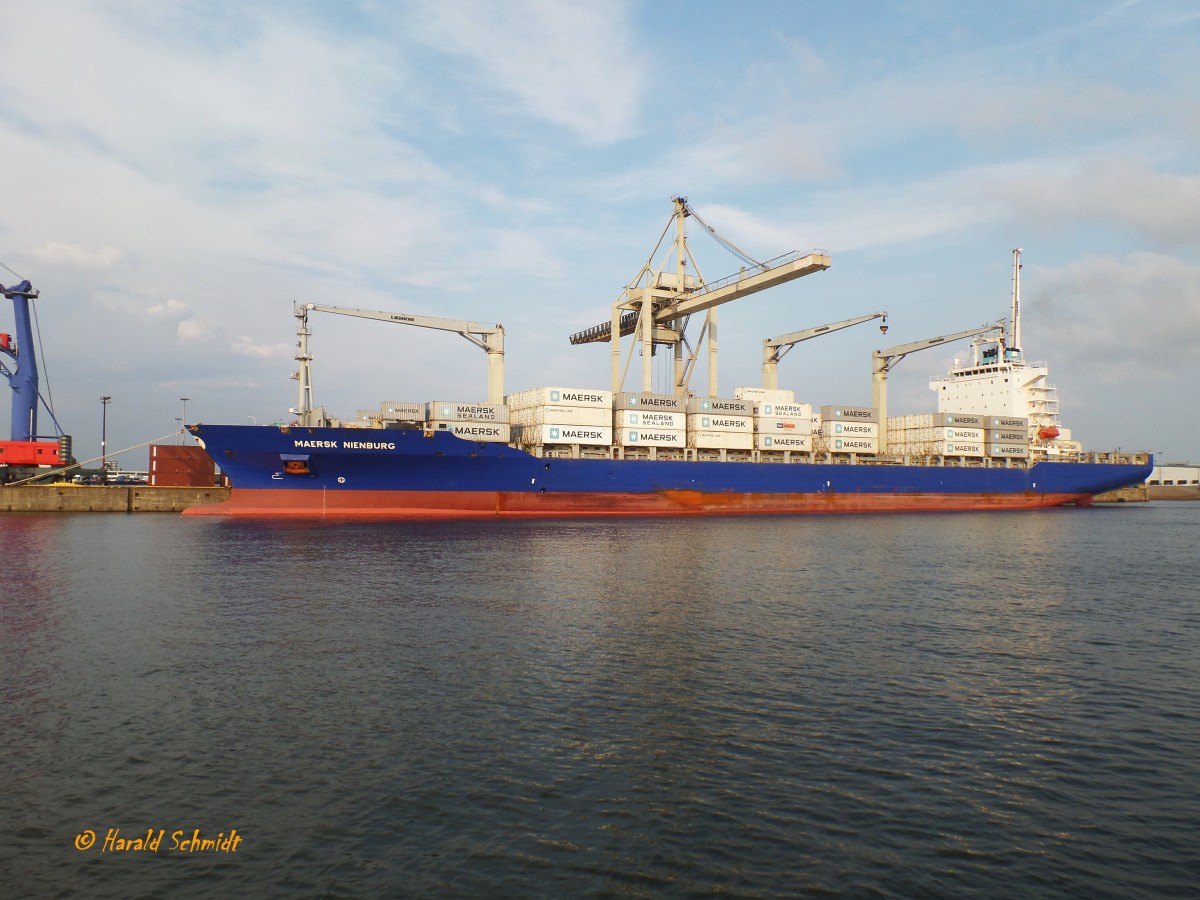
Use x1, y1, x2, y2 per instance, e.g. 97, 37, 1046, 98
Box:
232, 335, 290, 359
177, 318, 214, 342
147, 298, 189, 317
31, 242, 123, 268
405, 0, 645, 143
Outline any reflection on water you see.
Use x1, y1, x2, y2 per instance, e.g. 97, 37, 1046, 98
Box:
3, 505, 1198, 897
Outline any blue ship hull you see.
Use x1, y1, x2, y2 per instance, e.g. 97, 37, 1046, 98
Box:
184, 424, 1152, 518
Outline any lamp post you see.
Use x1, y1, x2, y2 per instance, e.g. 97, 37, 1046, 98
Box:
100, 396, 111, 482
180, 397, 190, 444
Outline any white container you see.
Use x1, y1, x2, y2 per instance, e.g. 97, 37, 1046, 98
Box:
687, 413, 753, 433
755, 416, 813, 436
616, 410, 686, 430
933, 426, 984, 442
825, 436, 879, 454
820, 405, 878, 423
613, 392, 686, 412
753, 401, 813, 419
935, 441, 986, 457
617, 428, 686, 447
687, 397, 753, 415
988, 443, 1031, 458
734, 386, 795, 404
985, 415, 1029, 429
986, 428, 1028, 444
755, 433, 813, 451
935, 412, 987, 427
426, 401, 510, 423
379, 402, 424, 421
511, 405, 611, 427
433, 421, 512, 442
825, 421, 879, 438
506, 387, 612, 410
687, 430, 754, 450
516, 424, 612, 446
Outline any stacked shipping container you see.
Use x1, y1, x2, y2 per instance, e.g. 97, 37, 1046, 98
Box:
427, 401, 511, 443
818, 406, 880, 454
613, 392, 687, 448
887, 413, 1031, 458
507, 387, 613, 446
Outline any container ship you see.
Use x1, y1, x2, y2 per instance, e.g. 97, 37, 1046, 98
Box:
185, 199, 1151, 518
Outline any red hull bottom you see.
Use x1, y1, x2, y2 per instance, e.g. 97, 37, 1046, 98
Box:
183, 488, 1093, 518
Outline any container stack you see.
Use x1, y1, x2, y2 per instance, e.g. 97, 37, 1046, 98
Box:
348, 409, 380, 428
507, 387, 613, 447
613, 392, 687, 450
885, 412, 978, 456
686, 397, 754, 450
426, 400, 511, 443
984, 415, 1031, 459
735, 388, 814, 452
818, 406, 879, 455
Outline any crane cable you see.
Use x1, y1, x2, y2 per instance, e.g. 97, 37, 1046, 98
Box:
682, 202, 765, 270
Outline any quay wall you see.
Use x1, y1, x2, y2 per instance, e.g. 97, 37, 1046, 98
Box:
0, 485, 230, 513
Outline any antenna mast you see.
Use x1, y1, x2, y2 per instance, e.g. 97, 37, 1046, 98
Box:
1011, 248, 1022, 356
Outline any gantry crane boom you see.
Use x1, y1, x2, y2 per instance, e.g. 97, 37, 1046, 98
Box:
568, 197, 830, 395
763, 311, 888, 389
292, 303, 505, 425
872, 321, 1004, 450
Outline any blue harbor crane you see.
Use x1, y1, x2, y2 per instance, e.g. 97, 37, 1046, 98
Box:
1, 280, 70, 480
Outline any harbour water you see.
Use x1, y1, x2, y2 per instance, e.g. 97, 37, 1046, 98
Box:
4, 504, 1198, 897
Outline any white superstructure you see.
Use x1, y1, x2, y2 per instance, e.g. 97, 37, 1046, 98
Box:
929, 249, 1076, 457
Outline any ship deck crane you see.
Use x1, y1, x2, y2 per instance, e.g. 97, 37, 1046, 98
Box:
872, 321, 1004, 450
568, 197, 830, 396
763, 311, 888, 389
293, 303, 505, 426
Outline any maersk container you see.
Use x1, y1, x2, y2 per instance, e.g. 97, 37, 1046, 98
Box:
827, 437, 879, 453
379, 401, 424, 421
686, 397, 753, 415
935, 412, 986, 427
687, 430, 754, 450
826, 421, 879, 438
755, 433, 813, 451
614, 392, 686, 412
433, 421, 512, 442
617, 428, 686, 447
985, 415, 1029, 429
616, 410, 686, 429
686, 413, 753, 433
755, 415, 814, 436
937, 441, 986, 457
426, 401, 510, 423
734, 386, 796, 404
820, 405, 878, 423
506, 387, 612, 410
986, 428, 1029, 444
935, 426, 984, 442
988, 443, 1031, 458
896, 412, 987, 428
516, 424, 613, 446
754, 401, 813, 419
511, 405, 611, 427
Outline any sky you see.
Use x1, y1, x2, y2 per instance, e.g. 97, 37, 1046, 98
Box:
1, 0, 1198, 469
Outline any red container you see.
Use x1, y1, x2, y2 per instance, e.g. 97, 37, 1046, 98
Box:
149, 445, 215, 486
